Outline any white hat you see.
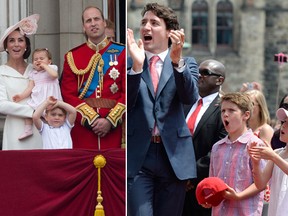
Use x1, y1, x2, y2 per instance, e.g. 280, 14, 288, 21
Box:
0, 14, 40, 52
276, 108, 288, 121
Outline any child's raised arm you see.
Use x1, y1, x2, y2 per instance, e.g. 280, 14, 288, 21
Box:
252, 144, 288, 178
32, 96, 57, 130
248, 142, 274, 190
41, 64, 58, 79
55, 100, 77, 126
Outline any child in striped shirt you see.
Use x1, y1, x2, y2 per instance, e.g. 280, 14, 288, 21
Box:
203, 92, 266, 216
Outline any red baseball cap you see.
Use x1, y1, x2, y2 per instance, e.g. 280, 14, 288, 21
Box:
196, 177, 228, 206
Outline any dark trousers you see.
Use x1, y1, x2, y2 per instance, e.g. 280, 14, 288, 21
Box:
127, 142, 187, 216
182, 187, 211, 216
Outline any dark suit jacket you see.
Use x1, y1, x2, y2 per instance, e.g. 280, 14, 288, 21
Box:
184, 95, 227, 180
127, 52, 199, 180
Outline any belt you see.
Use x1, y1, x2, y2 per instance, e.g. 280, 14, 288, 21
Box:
151, 135, 162, 143
85, 98, 117, 109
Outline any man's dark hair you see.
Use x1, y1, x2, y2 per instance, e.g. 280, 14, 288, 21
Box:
141, 3, 180, 47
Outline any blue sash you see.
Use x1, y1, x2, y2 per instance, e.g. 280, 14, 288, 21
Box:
79, 43, 124, 98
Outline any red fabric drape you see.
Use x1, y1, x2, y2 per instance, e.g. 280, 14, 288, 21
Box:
0, 149, 125, 216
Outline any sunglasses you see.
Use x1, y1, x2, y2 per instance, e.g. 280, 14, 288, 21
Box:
199, 68, 222, 77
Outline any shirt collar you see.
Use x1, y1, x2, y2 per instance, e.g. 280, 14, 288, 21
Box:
218, 129, 253, 145
146, 49, 169, 62
201, 92, 219, 107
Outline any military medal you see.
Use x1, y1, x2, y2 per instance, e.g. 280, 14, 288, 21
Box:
110, 82, 119, 94
109, 54, 114, 66
109, 67, 120, 80
113, 54, 118, 66
109, 54, 119, 66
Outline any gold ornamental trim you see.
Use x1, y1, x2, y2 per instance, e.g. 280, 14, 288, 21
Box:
76, 102, 99, 125
67, 52, 100, 75
67, 52, 104, 99
87, 38, 109, 52
93, 155, 106, 216
106, 103, 126, 127
107, 48, 120, 54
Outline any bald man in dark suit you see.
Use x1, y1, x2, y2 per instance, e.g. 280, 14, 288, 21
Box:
182, 59, 227, 216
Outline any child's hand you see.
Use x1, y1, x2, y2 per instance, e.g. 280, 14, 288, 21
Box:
223, 185, 238, 200
12, 94, 22, 102
48, 96, 57, 102
248, 141, 262, 162
46, 96, 57, 110
248, 141, 274, 161
254, 143, 275, 160
39, 62, 48, 71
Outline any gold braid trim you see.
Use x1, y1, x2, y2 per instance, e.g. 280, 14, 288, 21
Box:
106, 103, 126, 127
76, 103, 99, 125
98, 58, 104, 92
67, 51, 98, 75
67, 52, 104, 99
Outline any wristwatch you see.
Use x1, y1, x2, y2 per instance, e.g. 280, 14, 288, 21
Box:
172, 58, 185, 68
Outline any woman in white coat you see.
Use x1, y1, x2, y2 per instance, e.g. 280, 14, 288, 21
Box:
0, 14, 42, 150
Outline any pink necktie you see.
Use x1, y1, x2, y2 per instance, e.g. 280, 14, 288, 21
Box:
149, 56, 160, 94
149, 56, 160, 135
187, 99, 203, 134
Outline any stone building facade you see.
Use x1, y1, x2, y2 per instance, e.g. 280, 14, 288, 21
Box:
0, 0, 125, 68
128, 0, 288, 119
0, 0, 125, 148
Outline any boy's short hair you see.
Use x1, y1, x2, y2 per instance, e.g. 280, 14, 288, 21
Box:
220, 92, 253, 116
46, 107, 67, 116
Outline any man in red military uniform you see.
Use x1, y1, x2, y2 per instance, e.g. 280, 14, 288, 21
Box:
61, 6, 125, 149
